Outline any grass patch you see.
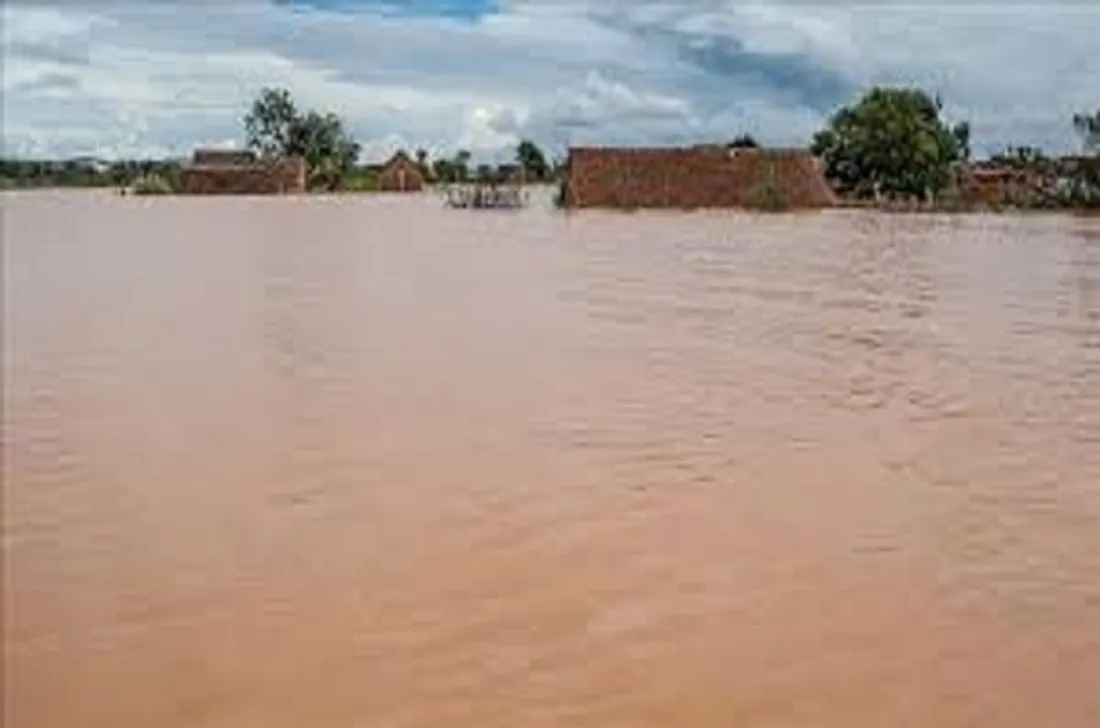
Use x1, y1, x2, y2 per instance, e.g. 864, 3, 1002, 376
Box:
129, 173, 174, 195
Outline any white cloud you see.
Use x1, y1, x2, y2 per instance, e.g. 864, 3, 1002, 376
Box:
1, 1, 1096, 161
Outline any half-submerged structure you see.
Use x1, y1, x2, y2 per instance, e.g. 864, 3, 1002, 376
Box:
444, 183, 527, 209
561, 144, 836, 210
377, 150, 425, 192
180, 148, 306, 194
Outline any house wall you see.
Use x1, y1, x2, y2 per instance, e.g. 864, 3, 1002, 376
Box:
378, 159, 424, 192
179, 156, 306, 195
564, 146, 836, 209
961, 168, 1036, 207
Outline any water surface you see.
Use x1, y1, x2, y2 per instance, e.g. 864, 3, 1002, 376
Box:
4, 191, 1099, 726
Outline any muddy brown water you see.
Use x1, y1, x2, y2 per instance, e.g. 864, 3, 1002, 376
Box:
3, 190, 1099, 727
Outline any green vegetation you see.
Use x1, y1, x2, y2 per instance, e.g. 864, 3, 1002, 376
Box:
745, 161, 791, 211
340, 170, 381, 192
430, 149, 472, 183
729, 134, 761, 149
554, 174, 569, 209
129, 172, 175, 195
1074, 110, 1100, 153
1, 84, 1094, 211
515, 139, 550, 181
244, 87, 360, 191
810, 86, 970, 201
0, 157, 183, 191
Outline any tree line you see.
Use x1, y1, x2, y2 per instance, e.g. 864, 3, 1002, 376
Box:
3, 84, 1097, 207
0, 157, 183, 191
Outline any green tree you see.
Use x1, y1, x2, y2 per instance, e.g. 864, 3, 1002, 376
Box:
415, 148, 431, 180
514, 139, 549, 181
1068, 111, 1100, 208
454, 149, 471, 182
432, 158, 455, 183
991, 145, 1048, 168
811, 86, 970, 200
244, 87, 299, 158
1073, 110, 1100, 153
728, 134, 760, 149
952, 121, 971, 161
243, 87, 360, 191
475, 163, 494, 183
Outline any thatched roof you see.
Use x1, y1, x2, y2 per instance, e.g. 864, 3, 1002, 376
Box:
564, 145, 835, 209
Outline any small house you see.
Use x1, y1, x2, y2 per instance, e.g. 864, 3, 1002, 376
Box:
562, 144, 836, 209
962, 163, 1036, 207
180, 148, 306, 194
377, 150, 425, 192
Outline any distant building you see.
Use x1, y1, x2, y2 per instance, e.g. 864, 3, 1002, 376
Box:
179, 148, 306, 195
562, 144, 836, 209
377, 150, 424, 192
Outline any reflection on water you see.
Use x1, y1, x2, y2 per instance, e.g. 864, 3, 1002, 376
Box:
4, 191, 1099, 727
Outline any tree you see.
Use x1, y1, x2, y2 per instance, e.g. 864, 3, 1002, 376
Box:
1073, 110, 1100, 153
454, 149, 471, 182
415, 148, 431, 180
243, 87, 361, 191
514, 139, 549, 181
991, 145, 1048, 168
475, 163, 494, 183
244, 87, 298, 159
810, 86, 970, 199
432, 158, 455, 183
951, 121, 971, 162
1068, 111, 1100, 208
728, 134, 760, 149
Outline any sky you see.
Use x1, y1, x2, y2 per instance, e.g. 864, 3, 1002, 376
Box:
2, 1, 1098, 162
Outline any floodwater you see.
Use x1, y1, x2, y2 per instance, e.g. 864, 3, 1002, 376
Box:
3, 190, 1099, 727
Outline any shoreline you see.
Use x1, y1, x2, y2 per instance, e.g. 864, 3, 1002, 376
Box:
4, 185, 1098, 216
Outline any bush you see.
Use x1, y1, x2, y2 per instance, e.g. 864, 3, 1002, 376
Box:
553, 178, 568, 208
341, 172, 380, 192
130, 173, 174, 195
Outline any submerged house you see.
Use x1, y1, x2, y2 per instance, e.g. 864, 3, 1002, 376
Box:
960, 162, 1037, 207
179, 148, 306, 195
562, 144, 836, 209
377, 150, 425, 192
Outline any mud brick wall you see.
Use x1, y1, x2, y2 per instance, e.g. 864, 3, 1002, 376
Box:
180, 157, 306, 195
378, 157, 425, 192
564, 147, 836, 209
961, 169, 1038, 207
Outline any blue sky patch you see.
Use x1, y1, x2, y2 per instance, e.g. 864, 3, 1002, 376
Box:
276, 0, 498, 20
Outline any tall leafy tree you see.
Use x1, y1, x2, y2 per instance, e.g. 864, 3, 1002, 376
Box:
243, 87, 299, 158
243, 87, 360, 191
1073, 110, 1100, 153
414, 148, 431, 180
728, 134, 760, 149
431, 158, 455, 183
1068, 111, 1100, 207
514, 139, 549, 181
811, 86, 970, 199
991, 145, 1048, 168
454, 149, 471, 182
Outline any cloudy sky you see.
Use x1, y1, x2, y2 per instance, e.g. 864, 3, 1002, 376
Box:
2, 1, 1097, 161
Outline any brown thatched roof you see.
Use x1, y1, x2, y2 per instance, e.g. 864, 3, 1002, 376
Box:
383, 150, 414, 167
564, 145, 835, 209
